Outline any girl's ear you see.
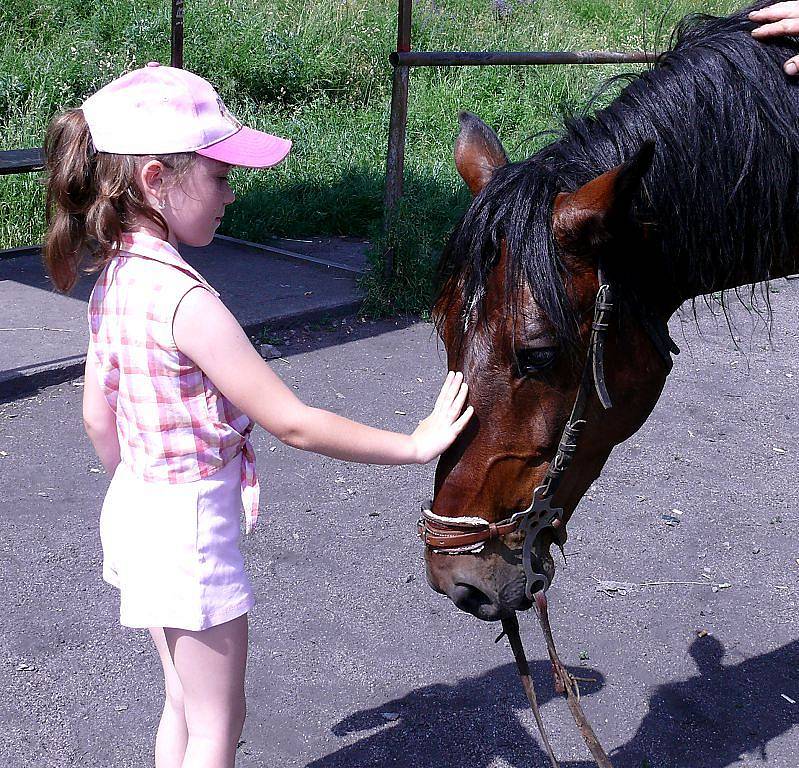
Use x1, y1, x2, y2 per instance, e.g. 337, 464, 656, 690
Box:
138, 159, 166, 207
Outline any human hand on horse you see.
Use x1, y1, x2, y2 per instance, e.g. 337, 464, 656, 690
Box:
750, 2, 799, 74
411, 371, 473, 464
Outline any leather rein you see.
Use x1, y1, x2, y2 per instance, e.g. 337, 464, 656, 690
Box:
417, 270, 678, 599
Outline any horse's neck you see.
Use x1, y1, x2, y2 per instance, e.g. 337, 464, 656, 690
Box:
655, 242, 799, 317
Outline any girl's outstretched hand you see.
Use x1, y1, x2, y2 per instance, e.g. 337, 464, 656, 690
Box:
411, 371, 474, 464
750, 2, 799, 74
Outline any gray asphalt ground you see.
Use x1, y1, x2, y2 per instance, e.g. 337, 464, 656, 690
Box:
1, 281, 798, 767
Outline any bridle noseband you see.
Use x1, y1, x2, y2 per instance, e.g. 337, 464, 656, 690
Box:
418, 272, 677, 600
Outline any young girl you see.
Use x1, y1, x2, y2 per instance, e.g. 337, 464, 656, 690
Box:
43, 63, 472, 768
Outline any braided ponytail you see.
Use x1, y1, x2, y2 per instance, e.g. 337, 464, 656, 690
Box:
42, 109, 194, 293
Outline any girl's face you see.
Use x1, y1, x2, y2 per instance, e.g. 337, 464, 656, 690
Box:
161, 155, 236, 248
136, 154, 236, 249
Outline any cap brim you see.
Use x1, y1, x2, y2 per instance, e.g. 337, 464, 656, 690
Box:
196, 126, 292, 168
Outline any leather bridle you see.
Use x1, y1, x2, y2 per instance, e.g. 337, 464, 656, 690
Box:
418, 270, 678, 600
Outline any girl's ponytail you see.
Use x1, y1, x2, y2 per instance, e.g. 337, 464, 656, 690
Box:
42, 109, 192, 293
44, 109, 111, 292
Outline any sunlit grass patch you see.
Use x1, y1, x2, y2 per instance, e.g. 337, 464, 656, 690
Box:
1, 0, 737, 311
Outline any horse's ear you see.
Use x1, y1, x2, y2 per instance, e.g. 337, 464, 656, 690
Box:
454, 112, 509, 196
553, 141, 655, 251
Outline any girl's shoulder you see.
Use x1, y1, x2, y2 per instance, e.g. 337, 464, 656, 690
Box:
88, 254, 204, 335
89, 233, 218, 344
117, 232, 218, 296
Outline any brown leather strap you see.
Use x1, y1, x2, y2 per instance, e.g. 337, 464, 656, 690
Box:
417, 516, 521, 549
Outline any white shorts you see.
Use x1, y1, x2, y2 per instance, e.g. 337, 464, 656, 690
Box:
100, 456, 255, 631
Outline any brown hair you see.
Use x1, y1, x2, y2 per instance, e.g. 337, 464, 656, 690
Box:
42, 109, 195, 293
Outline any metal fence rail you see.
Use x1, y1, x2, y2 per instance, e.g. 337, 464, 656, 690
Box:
391, 50, 655, 67
381, 0, 658, 279
0, 149, 44, 176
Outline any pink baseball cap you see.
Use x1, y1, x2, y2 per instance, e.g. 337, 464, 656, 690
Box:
80, 62, 291, 168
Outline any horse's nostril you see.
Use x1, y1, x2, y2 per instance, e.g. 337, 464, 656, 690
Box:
450, 583, 501, 622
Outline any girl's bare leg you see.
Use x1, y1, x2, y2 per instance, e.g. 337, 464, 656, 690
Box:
164, 614, 249, 768
149, 627, 189, 768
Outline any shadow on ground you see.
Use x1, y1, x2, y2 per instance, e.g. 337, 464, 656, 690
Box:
307, 659, 605, 768
310, 636, 799, 768
611, 636, 799, 768
271, 314, 428, 360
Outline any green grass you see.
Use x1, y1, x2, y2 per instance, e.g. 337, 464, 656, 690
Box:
1, 0, 737, 312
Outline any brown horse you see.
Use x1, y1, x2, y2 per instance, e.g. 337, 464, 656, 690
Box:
422, 7, 799, 621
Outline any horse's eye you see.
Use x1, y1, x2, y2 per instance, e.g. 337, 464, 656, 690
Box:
515, 347, 558, 376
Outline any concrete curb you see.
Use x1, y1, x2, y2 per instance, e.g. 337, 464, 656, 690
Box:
0, 299, 364, 403
0, 235, 369, 402
214, 234, 366, 275
0, 246, 40, 261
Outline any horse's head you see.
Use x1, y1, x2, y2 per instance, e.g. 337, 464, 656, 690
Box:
425, 113, 673, 621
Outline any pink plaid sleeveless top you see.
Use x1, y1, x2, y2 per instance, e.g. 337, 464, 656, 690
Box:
87, 231, 260, 533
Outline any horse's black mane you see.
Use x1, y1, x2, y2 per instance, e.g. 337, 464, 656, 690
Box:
437, 3, 799, 349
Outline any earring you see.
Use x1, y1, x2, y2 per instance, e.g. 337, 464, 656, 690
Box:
157, 198, 165, 211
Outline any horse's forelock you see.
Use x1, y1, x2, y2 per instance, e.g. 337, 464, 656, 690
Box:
436, 160, 580, 353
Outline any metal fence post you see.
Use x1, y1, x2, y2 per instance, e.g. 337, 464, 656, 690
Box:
171, 0, 185, 68
382, 0, 412, 281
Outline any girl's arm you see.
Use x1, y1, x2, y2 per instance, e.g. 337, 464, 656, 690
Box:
750, 3, 799, 74
173, 287, 473, 464
82, 346, 121, 475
